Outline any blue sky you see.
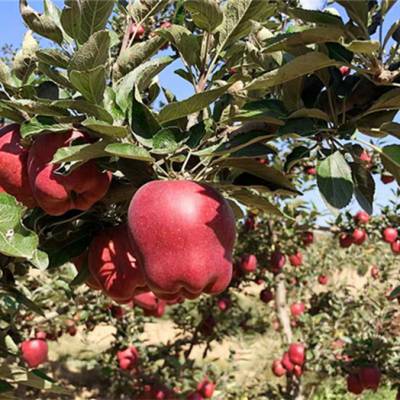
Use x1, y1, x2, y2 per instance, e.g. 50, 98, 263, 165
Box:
0, 0, 398, 224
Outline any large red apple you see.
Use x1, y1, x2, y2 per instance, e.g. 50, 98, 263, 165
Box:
21, 337, 48, 368
197, 379, 215, 398
391, 240, 400, 254
28, 130, 111, 216
272, 359, 286, 377
117, 346, 139, 370
352, 228, 367, 245
354, 211, 369, 225
127, 180, 236, 300
88, 225, 147, 303
281, 352, 294, 372
339, 232, 353, 248
0, 124, 36, 207
347, 374, 363, 395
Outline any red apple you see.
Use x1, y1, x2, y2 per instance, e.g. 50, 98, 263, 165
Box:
293, 365, 303, 378
66, 319, 77, 336
73, 252, 102, 291
244, 213, 256, 231
28, 130, 111, 216
302, 231, 314, 246
117, 346, 139, 370
0, 124, 36, 207
352, 228, 367, 245
217, 297, 231, 312
339, 232, 353, 248
339, 66, 350, 76
187, 393, 204, 400
143, 301, 166, 318
318, 275, 328, 285
391, 240, 400, 254
197, 379, 215, 398
370, 266, 379, 280
270, 250, 286, 274
88, 225, 147, 303
281, 352, 294, 372
358, 366, 381, 391
383, 227, 398, 243
289, 251, 303, 267
288, 343, 305, 366
240, 254, 257, 273
272, 359, 286, 377
260, 288, 274, 304
35, 331, 47, 340
128, 181, 236, 300
290, 302, 305, 318
354, 211, 369, 225
304, 166, 316, 175
130, 23, 145, 40
359, 150, 372, 163
381, 174, 395, 184
21, 337, 48, 368
347, 373, 363, 395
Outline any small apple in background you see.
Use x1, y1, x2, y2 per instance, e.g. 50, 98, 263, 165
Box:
318, 275, 328, 285
382, 227, 398, 243
293, 365, 303, 378
260, 288, 274, 304
381, 173, 395, 184
359, 150, 372, 164
244, 213, 256, 231
354, 211, 369, 225
288, 343, 305, 366
302, 231, 314, 246
272, 359, 286, 377
339, 66, 350, 76
281, 352, 294, 372
391, 240, 400, 254
66, 319, 77, 336
339, 232, 353, 248
289, 251, 303, 267
290, 302, 305, 318
352, 228, 367, 245
304, 166, 316, 175
109, 305, 125, 319
130, 23, 145, 41
117, 346, 139, 371
370, 266, 379, 280
239, 254, 257, 273
197, 379, 215, 398
21, 336, 48, 368
217, 297, 231, 312
269, 250, 286, 274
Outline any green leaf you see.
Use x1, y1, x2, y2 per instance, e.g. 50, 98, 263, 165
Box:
81, 118, 128, 138
69, 65, 106, 104
337, 0, 368, 32
152, 128, 184, 154
52, 140, 109, 164
115, 57, 173, 114
0, 99, 69, 118
232, 189, 282, 216
185, 0, 223, 32
69, 30, 110, 71
37, 62, 74, 90
223, 159, 300, 195
30, 250, 49, 271
277, 118, 319, 137
381, 144, 400, 184
52, 99, 113, 123
247, 52, 340, 91
287, 7, 344, 26
361, 88, 400, 116
19, 0, 63, 44
20, 117, 70, 138
70, 258, 90, 287
0, 60, 12, 85
2, 286, 44, 316
0, 194, 40, 259
105, 143, 154, 161
232, 99, 287, 124
114, 36, 166, 80
343, 40, 380, 54
130, 96, 161, 140
62, 0, 114, 45
129, 0, 169, 22
288, 108, 330, 121
317, 151, 353, 213
350, 162, 375, 215
158, 83, 234, 123
0, 379, 14, 394
284, 146, 310, 172
218, 0, 276, 49
379, 122, 400, 139
13, 31, 38, 83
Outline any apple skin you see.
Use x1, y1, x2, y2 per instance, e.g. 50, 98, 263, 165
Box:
358, 366, 381, 391
352, 228, 367, 245
391, 240, 400, 254
318, 275, 328, 285
197, 379, 215, 398
260, 288, 274, 304
302, 231, 314, 246
272, 359, 286, 377
73, 252, 102, 290
88, 225, 147, 303
289, 251, 303, 267
347, 374, 363, 395
269, 250, 286, 274
339, 232, 353, 248
21, 338, 48, 368
383, 227, 398, 243
240, 254, 257, 273
290, 302, 305, 318
217, 297, 231, 312
354, 211, 369, 225
381, 174, 395, 184
117, 346, 139, 370
0, 124, 36, 207
288, 343, 305, 366
293, 365, 303, 378
128, 180, 236, 300
28, 130, 111, 216
281, 352, 294, 372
